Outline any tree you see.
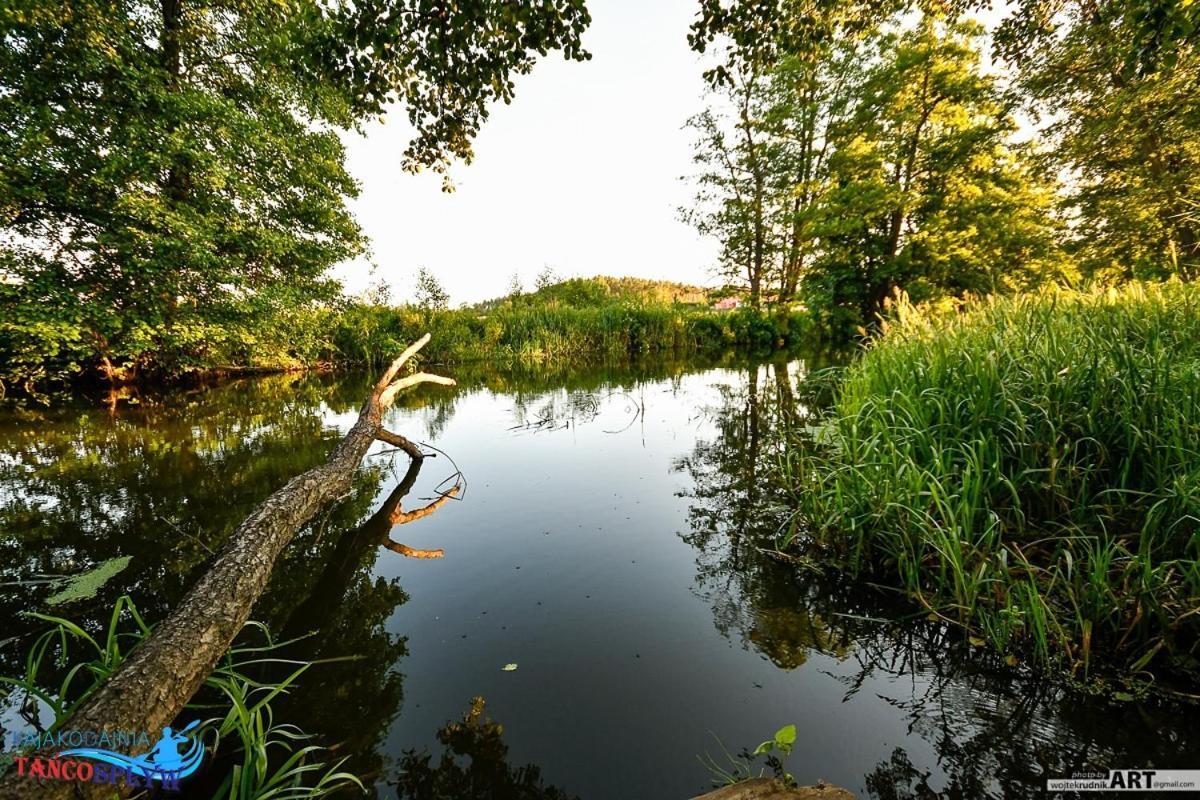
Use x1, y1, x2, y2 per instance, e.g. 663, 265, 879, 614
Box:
0, 0, 590, 389
997, 2, 1200, 281
986, 0, 1198, 78
534, 265, 559, 291
805, 18, 1064, 333
363, 274, 393, 306
762, 40, 863, 302
688, 0, 899, 86
507, 270, 524, 297
683, 0, 900, 309
414, 267, 450, 311
682, 64, 780, 309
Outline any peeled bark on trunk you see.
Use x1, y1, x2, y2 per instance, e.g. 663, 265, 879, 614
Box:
0, 335, 453, 800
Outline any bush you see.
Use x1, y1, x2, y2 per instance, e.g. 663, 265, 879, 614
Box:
786, 283, 1200, 686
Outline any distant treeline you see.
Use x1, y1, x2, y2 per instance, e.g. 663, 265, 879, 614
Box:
0, 274, 812, 395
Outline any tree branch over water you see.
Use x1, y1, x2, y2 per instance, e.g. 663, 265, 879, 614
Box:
0, 335, 454, 800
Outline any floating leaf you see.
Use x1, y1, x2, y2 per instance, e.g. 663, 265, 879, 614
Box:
502, 663, 518, 671
46, 557, 132, 605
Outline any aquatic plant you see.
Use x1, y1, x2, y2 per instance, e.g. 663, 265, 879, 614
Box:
44, 557, 133, 607
698, 724, 798, 788
784, 282, 1200, 688
0, 598, 364, 798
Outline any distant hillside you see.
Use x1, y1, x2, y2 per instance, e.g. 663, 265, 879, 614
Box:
476, 276, 711, 310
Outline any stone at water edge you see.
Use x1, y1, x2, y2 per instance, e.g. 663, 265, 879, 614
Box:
690, 778, 856, 800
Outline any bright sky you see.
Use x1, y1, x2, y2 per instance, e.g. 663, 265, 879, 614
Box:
334, 0, 718, 307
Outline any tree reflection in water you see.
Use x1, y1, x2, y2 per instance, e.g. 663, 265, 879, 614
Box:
674, 360, 1200, 798
676, 359, 846, 670
0, 355, 741, 797
0, 369, 468, 792
262, 446, 462, 788
396, 696, 578, 800
6, 356, 1198, 799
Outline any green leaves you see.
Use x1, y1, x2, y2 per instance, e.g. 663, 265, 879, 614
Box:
1, 0, 591, 391
45, 556, 133, 605
312, 0, 590, 181
684, 14, 1065, 333
752, 724, 797, 757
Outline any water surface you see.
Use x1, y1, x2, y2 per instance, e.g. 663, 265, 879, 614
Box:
1, 355, 1197, 798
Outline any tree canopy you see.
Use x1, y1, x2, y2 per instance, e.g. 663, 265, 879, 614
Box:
682, 0, 1198, 332
0, 0, 589, 389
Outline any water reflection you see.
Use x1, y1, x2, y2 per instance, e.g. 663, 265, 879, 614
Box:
0, 374, 366, 677
676, 359, 846, 670
396, 696, 577, 800
3, 354, 1198, 800
674, 361, 1200, 798
263, 451, 462, 787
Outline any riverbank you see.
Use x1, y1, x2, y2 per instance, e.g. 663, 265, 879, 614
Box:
329, 301, 811, 365
1, 296, 813, 399
784, 282, 1200, 692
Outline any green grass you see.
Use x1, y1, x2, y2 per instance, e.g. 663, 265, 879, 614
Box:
1, 274, 810, 394
784, 283, 1200, 688
0, 597, 364, 798
325, 301, 811, 368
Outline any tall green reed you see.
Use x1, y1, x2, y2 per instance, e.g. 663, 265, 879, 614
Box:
784, 283, 1200, 688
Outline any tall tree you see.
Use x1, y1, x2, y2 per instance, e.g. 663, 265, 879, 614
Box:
805, 18, 1064, 333
763, 40, 863, 302
997, 1, 1200, 280
0, 0, 590, 389
684, 0, 903, 308
682, 64, 780, 308
414, 266, 450, 311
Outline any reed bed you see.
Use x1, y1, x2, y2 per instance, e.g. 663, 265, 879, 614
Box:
785, 283, 1200, 686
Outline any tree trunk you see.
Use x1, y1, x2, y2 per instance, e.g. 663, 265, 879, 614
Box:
751, 169, 765, 309
0, 336, 453, 800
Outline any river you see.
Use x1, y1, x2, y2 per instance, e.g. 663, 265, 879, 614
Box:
1, 353, 1196, 798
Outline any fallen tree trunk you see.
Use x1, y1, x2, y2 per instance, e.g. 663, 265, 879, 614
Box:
0, 335, 453, 800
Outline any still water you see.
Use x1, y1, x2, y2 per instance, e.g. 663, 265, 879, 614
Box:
1, 354, 1197, 798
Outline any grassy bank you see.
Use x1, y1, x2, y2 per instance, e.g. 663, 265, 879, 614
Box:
1, 276, 811, 395
327, 301, 811, 367
784, 283, 1200, 688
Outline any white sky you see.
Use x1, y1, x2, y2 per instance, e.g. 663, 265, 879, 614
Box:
334, 0, 718, 306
